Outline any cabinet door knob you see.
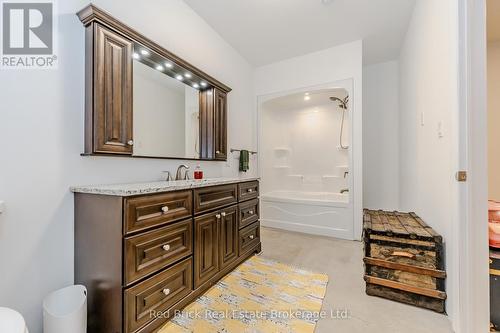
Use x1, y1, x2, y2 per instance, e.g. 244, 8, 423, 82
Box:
249, 235, 255, 240
247, 189, 253, 193
162, 244, 170, 251
161, 206, 169, 213
215, 214, 221, 219
216, 150, 221, 154
249, 210, 254, 215
221, 212, 226, 217
127, 140, 134, 146
162, 288, 170, 296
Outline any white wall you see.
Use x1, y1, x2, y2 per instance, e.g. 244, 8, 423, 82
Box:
254, 41, 363, 240
398, 0, 459, 329
363, 61, 400, 210
488, 41, 500, 200
0, 1, 257, 332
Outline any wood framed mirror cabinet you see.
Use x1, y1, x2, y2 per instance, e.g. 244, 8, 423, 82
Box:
77, 4, 230, 161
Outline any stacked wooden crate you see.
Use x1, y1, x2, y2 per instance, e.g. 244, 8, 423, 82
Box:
363, 209, 447, 313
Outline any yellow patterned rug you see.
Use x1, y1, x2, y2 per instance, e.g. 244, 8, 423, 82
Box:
159, 255, 329, 333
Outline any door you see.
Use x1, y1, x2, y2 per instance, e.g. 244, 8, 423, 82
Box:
214, 88, 227, 160
219, 205, 238, 268
194, 212, 219, 288
94, 23, 133, 154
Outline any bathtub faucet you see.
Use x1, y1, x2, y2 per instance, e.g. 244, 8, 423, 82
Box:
340, 188, 349, 194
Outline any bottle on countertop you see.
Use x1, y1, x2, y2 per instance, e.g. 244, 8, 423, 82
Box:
194, 164, 203, 180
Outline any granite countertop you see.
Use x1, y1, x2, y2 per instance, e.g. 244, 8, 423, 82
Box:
70, 177, 260, 197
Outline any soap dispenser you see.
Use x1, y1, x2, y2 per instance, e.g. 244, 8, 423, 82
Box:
194, 164, 203, 180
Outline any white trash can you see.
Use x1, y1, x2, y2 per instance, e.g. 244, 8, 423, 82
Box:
43, 285, 87, 333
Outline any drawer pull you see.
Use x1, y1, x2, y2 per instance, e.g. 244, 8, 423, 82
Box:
221, 212, 226, 217
391, 251, 416, 259
249, 210, 254, 215
249, 235, 255, 240
215, 213, 221, 219
247, 189, 253, 193
162, 288, 170, 296
162, 244, 170, 251
161, 206, 169, 213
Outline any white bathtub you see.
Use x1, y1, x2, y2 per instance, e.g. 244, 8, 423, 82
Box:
260, 190, 353, 239
261, 190, 348, 207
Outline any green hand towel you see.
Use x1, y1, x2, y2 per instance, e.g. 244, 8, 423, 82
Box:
239, 150, 250, 172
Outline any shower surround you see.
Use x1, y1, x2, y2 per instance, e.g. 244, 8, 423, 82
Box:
258, 84, 355, 239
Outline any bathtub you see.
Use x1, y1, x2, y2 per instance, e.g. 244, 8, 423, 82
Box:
260, 190, 353, 239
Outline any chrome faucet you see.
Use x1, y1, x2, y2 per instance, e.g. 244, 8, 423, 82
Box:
340, 188, 349, 194
175, 165, 190, 180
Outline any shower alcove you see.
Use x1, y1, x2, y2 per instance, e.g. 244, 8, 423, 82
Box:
258, 83, 356, 240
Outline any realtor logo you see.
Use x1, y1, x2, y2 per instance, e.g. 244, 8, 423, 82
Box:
1, 1, 57, 69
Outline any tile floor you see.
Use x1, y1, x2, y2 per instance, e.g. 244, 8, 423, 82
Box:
259, 227, 454, 333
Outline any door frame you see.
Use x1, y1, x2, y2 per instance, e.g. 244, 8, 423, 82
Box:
457, 0, 489, 332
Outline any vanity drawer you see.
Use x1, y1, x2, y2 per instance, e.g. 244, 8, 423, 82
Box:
239, 199, 259, 229
238, 181, 259, 202
125, 257, 193, 333
194, 184, 238, 214
239, 222, 260, 255
125, 191, 192, 234
124, 219, 193, 285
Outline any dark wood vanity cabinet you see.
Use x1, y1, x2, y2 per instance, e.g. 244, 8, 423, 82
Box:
218, 205, 239, 269
74, 180, 261, 333
214, 89, 228, 160
193, 213, 220, 288
85, 23, 133, 155
199, 88, 229, 160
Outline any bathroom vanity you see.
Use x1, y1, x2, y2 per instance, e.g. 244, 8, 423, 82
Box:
72, 178, 260, 333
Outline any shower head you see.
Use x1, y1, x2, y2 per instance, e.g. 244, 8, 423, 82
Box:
330, 96, 348, 110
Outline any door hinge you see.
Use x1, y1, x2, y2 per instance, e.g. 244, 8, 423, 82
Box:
456, 171, 467, 182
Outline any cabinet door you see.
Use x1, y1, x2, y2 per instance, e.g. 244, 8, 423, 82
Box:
93, 24, 133, 154
199, 89, 214, 159
214, 88, 227, 160
219, 205, 238, 269
194, 212, 219, 288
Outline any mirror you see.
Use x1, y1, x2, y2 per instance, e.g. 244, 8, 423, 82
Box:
131, 44, 215, 159
78, 5, 230, 161
133, 60, 201, 159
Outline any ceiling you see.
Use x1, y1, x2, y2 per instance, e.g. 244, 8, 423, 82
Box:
183, 0, 416, 66
488, 0, 500, 42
